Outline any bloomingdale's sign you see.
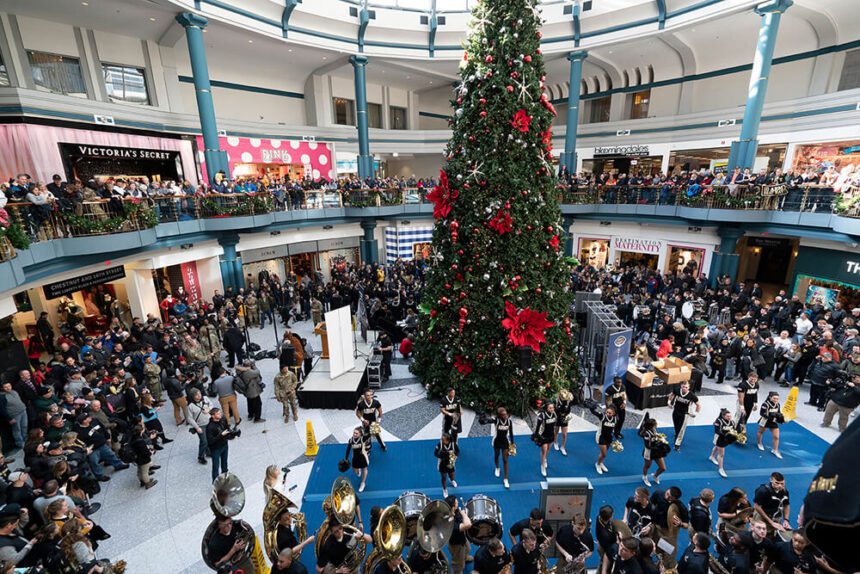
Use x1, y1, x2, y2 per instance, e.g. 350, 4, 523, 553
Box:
594, 145, 651, 157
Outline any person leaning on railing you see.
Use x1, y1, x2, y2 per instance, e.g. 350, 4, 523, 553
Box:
25, 183, 57, 240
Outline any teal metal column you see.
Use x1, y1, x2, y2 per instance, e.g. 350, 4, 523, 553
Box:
710, 227, 744, 285
349, 55, 374, 179
559, 51, 587, 175
176, 12, 229, 183
562, 215, 576, 258
218, 234, 240, 292
727, 0, 793, 171
360, 221, 378, 264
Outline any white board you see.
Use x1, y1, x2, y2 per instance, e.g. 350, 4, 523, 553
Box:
325, 305, 355, 379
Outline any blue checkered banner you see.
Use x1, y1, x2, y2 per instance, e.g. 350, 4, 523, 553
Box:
385, 225, 435, 263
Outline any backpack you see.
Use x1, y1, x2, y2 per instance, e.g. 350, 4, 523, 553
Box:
119, 441, 135, 464
232, 376, 248, 395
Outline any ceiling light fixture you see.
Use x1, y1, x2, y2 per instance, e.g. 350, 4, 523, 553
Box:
81, 1, 89, 5
322, 56, 327, 60
248, 40, 253, 43
149, 17, 157, 21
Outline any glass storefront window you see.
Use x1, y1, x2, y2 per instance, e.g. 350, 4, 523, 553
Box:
667, 245, 705, 277
795, 274, 860, 310
616, 251, 659, 270
628, 89, 650, 119
578, 238, 609, 268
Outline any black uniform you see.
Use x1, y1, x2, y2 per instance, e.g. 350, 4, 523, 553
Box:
610, 554, 643, 574
758, 399, 783, 430
677, 547, 709, 574
474, 545, 511, 574
317, 531, 355, 570
434, 440, 459, 476
534, 411, 557, 445
669, 389, 698, 448
357, 397, 386, 449
753, 482, 789, 525
641, 429, 669, 461
713, 417, 737, 448
556, 397, 573, 428
555, 525, 594, 567
624, 498, 653, 536
688, 497, 712, 534
597, 413, 616, 446
510, 518, 553, 548
346, 435, 369, 469
606, 382, 627, 437
490, 416, 514, 450
736, 379, 759, 426
511, 541, 540, 574
440, 396, 463, 441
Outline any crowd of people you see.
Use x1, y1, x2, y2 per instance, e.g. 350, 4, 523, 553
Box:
558, 164, 860, 212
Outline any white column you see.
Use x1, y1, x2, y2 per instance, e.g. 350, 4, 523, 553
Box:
124, 268, 160, 320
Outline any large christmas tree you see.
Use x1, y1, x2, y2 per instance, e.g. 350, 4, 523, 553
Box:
411, 0, 579, 412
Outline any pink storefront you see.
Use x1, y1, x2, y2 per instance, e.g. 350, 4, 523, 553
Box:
196, 136, 335, 182
0, 123, 198, 184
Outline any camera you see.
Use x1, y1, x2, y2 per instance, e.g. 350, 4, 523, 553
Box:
224, 428, 241, 440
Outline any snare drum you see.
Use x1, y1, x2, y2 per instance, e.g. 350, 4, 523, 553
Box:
396, 491, 429, 542
465, 495, 503, 545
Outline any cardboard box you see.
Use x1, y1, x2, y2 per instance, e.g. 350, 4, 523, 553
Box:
652, 356, 692, 385
626, 366, 656, 388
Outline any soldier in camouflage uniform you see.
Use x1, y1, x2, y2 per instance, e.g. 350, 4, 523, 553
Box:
245, 293, 259, 327
198, 319, 222, 363
143, 355, 163, 403
274, 365, 299, 423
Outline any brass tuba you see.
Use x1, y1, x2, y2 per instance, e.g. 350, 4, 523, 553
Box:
316, 477, 368, 572
364, 505, 411, 574
263, 487, 307, 563
201, 473, 255, 572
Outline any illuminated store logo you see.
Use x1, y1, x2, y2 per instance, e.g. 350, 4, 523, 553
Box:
847, 261, 860, 275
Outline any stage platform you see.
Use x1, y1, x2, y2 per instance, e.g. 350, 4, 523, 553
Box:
298, 421, 828, 571
297, 332, 377, 409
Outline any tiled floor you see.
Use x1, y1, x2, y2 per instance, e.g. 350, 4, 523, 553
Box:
86, 317, 841, 573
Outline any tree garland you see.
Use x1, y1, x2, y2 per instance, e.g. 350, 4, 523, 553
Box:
61, 202, 158, 235
203, 195, 272, 217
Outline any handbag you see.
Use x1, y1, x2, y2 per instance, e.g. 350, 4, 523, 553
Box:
206, 381, 218, 398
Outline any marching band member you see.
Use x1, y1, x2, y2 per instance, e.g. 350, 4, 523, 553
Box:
475, 537, 511, 574
407, 542, 444, 574
509, 508, 553, 550
482, 406, 515, 488
716, 487, 752, 537
345, 427, 370, 492
510, 528, 541, 574
375, 554, 406, 574
445, 495, 473, 574
533, 402, 558, 477
709, 409, 737, 478
272, 547, 307, 574
623, 487, 653, 538
275, 510, 315, 557
602, 537, 642, 574
554, 390, 573, 455
440, 387, 463, 444
639, 418, 668, 487
356, 389, 387, 452
554, 514, 594, 574
677, 532, 711, 574
667, 381, 700, 452
434, 432, 459, 498
605, 377, 628, 439
756, 391, 784, 459
736, 372, 760, 428
753, 472, 791, 539
595, 405, 617, 475
316, 518, 372, 574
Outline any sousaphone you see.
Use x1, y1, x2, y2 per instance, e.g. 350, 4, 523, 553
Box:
263, 486, 308, 563
201, 472, 255, 572
364, 505, 411, 574
412, 500, 454, 574
316, 477, 368, 571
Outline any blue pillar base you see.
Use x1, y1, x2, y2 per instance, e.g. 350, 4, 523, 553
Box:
357, 155, 374, 180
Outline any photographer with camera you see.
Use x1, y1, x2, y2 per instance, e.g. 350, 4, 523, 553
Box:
188, 388, 212, 465
821, 370, 860, 432
806, 352, 840, 411
206, 408, 238, 483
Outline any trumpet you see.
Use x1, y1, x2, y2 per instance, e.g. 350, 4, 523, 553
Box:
507, 442, 517, 457
370, 422, 382, 436
610, 439, 624, 453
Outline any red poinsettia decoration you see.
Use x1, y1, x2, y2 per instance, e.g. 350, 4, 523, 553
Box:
549, 235, 560, 250
454, 355, 473, 375
488, 210, 513, 234
501, 301, 555, 353
541, 129, 553, 152
539, 93, 558, 117
511, 109, 532, 133
426, 170, 459, 220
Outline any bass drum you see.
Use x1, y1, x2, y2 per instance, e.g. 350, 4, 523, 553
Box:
465, 495, 502, 545
396, 491, 430, 542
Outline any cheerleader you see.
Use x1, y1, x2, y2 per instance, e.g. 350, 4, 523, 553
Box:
482, 407, 514, 488
639, 417, 668, 486
736, 372, 760, 427
345, 427, 369, 492
533, 402, 558, 477
605, 377, 627, 439
756, 391, 784, 459
554, 391, 573, 456
434, 433, 459, 498
594, 405, 617, 475
709, 409, 737, 479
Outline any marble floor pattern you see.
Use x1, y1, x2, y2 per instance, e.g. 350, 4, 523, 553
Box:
78, 317, 841, 573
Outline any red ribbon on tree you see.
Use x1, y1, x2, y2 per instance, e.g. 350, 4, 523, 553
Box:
501, 301, 555, 353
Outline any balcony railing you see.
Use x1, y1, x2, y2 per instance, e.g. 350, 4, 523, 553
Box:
0, 183, 856, 264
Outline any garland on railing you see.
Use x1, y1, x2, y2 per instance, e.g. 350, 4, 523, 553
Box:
0, 223, 30, 250
345, 189, 405, 207
61, 201, 157, 234
202, 195, 272, 217
677, 188, 754, 209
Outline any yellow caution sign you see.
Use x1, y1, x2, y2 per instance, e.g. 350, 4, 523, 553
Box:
305, 420, 319, 456
782, 386, 798, 422
250, 535, 271, 573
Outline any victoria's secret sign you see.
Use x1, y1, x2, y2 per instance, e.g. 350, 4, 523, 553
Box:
613, 237, 662, 254
59, 143, 178, 161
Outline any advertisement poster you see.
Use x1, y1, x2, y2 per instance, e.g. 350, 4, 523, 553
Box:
180, 261, 202, 305
413, 242, 433, 260
604, 329, 633, 390
805, 284, 840, 310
